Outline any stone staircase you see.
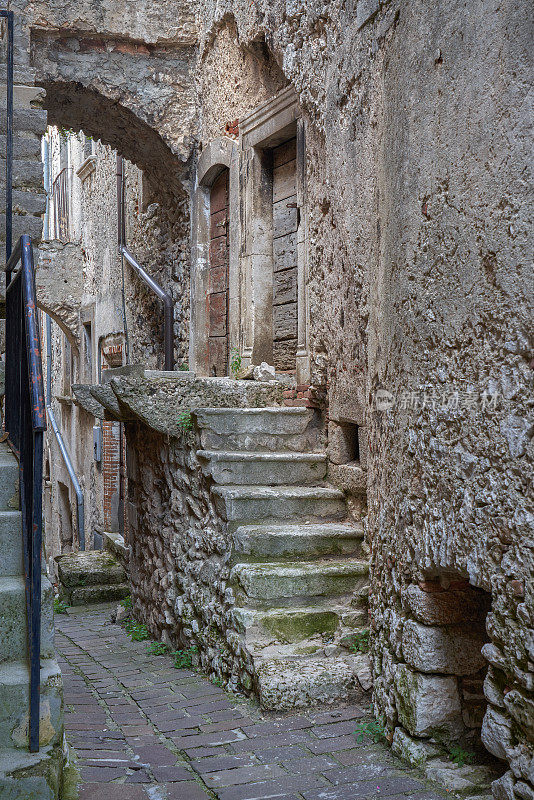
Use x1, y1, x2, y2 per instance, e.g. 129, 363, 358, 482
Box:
0, 442, 65, 799
195, 407, 371, 711
57, 550, 129, 605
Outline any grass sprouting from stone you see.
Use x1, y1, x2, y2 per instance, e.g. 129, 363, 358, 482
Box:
54, 598, 69, 614
171, 646, 198, 669
448, 745, 475, 767
354, 718, 386, 743
344, 628, 370, 653
123, 619, 150, 641
146, 641, 170, 656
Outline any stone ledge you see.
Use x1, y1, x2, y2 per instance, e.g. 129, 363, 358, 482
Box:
110, 373, 286, 436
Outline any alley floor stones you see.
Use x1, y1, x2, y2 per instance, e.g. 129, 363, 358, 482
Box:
55, 603, 456, 800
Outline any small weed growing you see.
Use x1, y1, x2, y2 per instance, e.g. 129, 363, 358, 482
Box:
354, 719, 386, 743
448, 746, 475, 767
146, 642, 170, 656
179, 362, 189, 371
178, 410, 193, 432
124, 619, 150, 641
230, 347, 242, 377
211, 676, 225, 688
120, 595, 133, 609
54, 598, 69, 614
171, 646, 198, 669
346, 629, 370, 654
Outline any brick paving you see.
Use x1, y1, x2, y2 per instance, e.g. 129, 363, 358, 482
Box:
56, 604, 449, 800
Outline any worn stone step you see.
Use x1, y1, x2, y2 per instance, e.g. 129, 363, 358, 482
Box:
213, 485, 346, 527
0, 445, 20, 512
68, 582, 130, 606
196, 407, 322, 453
0, 160, 45, 192
200, 427, 321, 453
0, 512, 22, 576
57, 550, 127, 590
0, 576, 55, 662
233, 606, 345, 643
198, 450, 327, 486
0, 211, 43, 244
195, 407, 314, 435
0, 743, 64, 800
230, 559, 369, 606
256, 653, 370, 710
232, 522, 364, 561
0, 659, 63, 749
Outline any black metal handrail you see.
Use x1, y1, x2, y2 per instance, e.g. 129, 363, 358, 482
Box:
5, 235, 46, 753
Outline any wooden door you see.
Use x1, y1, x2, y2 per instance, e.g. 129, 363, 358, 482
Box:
272, 138, 298, 372
208, 169, 229, 376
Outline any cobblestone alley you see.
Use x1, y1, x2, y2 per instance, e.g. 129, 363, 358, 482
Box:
56, 604, 451, 800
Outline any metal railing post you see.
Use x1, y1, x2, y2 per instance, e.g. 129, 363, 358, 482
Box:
4, 235, 46, 753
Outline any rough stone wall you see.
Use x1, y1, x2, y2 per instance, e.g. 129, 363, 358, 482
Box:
126, 421, 255, 691
194, 1, 533, 794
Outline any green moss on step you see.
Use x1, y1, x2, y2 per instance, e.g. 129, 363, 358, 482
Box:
261, 610, 339, 643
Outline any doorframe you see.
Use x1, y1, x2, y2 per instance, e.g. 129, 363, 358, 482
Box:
190, 137, 239, 376
239, 87, 310, 381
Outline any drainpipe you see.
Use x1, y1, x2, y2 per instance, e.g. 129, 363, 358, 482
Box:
42, 136, 50, 239
46, 315, 85, 550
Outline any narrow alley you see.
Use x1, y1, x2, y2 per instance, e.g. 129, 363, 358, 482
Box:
57, 603, 448, 800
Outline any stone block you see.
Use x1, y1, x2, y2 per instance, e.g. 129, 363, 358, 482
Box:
356, 0, 380, 29
273, 232, 297, 272
273, 302, 297, 340
492, 770, 517, 800
402, 619, 487, 675
481, 705, 513, 761
503, 689, 534, 740
328, 420, 360, 465
57, 550, 126, 588
391, 727, 442, 767
483, 666, 506, 709
516, 782, 534, 800
257, 654, 366, 710
402, 583, 490, 626
394, 663, 464, 740
273, 267, 297, 305
425, 759, 497, 795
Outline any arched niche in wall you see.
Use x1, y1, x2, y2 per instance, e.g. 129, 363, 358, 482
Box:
190, 137, 239, 376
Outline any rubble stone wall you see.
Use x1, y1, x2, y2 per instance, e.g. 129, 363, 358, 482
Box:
126, 421, 255, 691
